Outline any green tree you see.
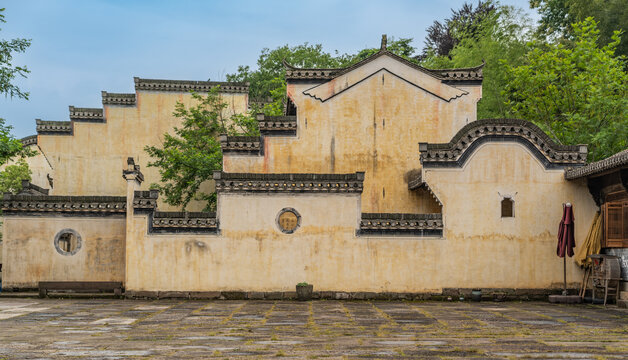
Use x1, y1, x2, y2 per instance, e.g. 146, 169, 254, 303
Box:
504, 18, 628, 161
421, 0, 496, 59
0, 8, 34, 195
227, 38, 419, 116
421, 5, 533, 118
145, 87, 258, 211
531, 0, 628, 59
1, 8, 30, 99
0, 158, 30, 194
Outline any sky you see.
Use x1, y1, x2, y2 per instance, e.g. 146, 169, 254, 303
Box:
1, 0, 537, 138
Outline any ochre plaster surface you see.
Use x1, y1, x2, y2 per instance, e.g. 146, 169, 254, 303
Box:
225, 55, 481, 214
2, 216, 125, 288
24, 91, 247, 211
123, 142, 594, 293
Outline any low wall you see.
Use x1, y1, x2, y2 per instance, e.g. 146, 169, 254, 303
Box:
2, 216, 125, 289
126, 189, 592, 293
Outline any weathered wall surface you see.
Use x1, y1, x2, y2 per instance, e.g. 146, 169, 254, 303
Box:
127, 142, 593, 293
424, 142, 598, 289
224, 55, 481, 214
25, 90, 247, 211
1, 216, 125, 288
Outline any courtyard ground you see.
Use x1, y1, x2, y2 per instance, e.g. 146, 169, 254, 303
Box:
0, 298, 626, 359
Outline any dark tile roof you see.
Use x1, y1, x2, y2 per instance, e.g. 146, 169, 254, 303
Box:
359, 212, 443, 236
419, 119, 587, 169
69, 106, 104, 122
564, 149, 628, 180
134, 77, 249, 93
102, 91, 136, 106
284, 50, 483, 83
219, 135, 262, 155
20, 135, 37, 147
213, 171, 364, 193
36, 119, 72, 135
1, 194, 126, 215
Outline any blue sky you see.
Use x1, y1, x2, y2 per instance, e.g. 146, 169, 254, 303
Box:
1, 0, 536, 138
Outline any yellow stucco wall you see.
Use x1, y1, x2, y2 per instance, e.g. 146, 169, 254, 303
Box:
25, 90, 248, 211
124, 143, 595, 292
424, 142, 598, 289
1, 216, 125, 288
224, 55, 481, 214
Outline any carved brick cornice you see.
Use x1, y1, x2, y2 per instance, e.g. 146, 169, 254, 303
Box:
419, 119, 587, 169
134, 77, 249, 94
214, 171, 365, 193
565, 149, 628, 180
17, 181, 49, 196
152, 211, 218, 232
428, 63, 484, 83
69, 106, 104, 122
20, 135, 37, 147
257, 114, 297, 135
36, 119, 72, 135
1, 195, 126, 215
284, 52, 483, 84
133, 190, 158, 211
359, 213, 443, 235
219, 135, 262, 155
102, 91, 136, 106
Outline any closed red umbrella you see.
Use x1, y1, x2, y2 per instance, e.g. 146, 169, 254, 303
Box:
557, 203, 575, 295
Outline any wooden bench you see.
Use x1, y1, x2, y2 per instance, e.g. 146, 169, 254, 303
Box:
38, 281, 123, 297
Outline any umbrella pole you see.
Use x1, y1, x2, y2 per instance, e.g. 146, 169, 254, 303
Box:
563, 255, 567, 296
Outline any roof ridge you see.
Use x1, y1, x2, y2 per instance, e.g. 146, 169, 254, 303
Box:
134, 77, 249, 93
565, 148, 628, 179
285, 50, 482, 83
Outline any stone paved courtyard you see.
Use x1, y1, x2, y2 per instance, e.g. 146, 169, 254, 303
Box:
0, 298, 626, 359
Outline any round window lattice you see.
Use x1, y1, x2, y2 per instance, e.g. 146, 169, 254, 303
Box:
276, 208, 301, 234
54, 228, 82, 256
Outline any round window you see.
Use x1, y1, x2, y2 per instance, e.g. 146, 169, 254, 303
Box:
54, 229, 82, 255
276, 208, 301, 234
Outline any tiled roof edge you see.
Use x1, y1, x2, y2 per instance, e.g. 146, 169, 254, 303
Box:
134, 77, 249, 94
565, 149, 628, 180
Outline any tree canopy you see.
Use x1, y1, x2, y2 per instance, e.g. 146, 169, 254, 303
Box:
504, 18, 628, 161
421, 4, 532, 119
531, 0, 628, 59
421, 0, 495, 59
145, 87, 258, 211
0, 8, 34, 196
0, 8, 30, 100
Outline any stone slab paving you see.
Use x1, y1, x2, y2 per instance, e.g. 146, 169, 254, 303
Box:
0, 299, 626, 359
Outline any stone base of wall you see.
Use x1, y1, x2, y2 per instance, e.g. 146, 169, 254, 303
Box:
124, 288, 572, 301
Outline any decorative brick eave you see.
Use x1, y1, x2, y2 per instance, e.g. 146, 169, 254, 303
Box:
133, 190, 158, 211
20, 135, 37, 147
68, 106, 104, 122
419, 119, 587, 169
134, 77, 249, 94
102, 91, 136, 106
219, 135, 262, 155
36, 119, 72, 136
17, 180, 49, 196
151, 211, 218, 233
565, 149, 628, 180
284, 51, 483, 84
358, 213, 443, 236
1, 194, 126, 216
257, 114, 297, 135
428, 63, 484, 84
407, 173, 442, 206
214, 171, 365, 193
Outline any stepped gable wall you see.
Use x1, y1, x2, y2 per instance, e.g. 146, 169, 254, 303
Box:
224, 53, 481, 215
19, 78, 249, 212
